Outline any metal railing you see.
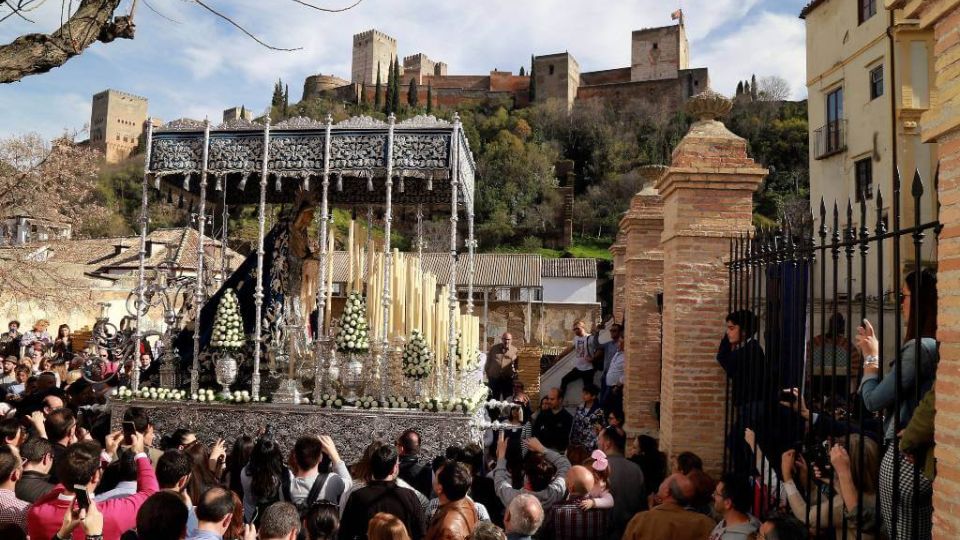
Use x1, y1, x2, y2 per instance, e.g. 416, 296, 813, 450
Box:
814, 119, 847, 159
723, 167, 940, 539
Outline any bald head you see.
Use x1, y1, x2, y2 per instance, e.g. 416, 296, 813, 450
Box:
659, 473, 696, 506
501, 332, 513, 344
565, 465, 595, 498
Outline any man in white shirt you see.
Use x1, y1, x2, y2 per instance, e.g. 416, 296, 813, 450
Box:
559, 321, 597, 394
603, 338, 625, 413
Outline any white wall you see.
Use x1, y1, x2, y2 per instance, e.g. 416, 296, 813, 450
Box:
542, 277, 596, 304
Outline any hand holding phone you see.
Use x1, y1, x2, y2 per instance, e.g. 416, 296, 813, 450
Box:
73, 485, 91, 511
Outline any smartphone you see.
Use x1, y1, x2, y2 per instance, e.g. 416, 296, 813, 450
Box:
780, 389, 798, 403
73, 485, 90, 511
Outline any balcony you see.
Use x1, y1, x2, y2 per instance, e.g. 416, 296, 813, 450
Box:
814, 119, 847, 159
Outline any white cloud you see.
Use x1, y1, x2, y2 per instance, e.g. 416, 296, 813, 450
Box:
692, 11, 806, 99
0, 0, 807, 139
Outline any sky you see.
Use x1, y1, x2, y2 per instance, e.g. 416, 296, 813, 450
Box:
0, 0, 809, 140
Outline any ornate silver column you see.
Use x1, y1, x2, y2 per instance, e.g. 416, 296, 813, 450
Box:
190, 119, 211, 395
312, 115, 333, 404
447, 114, 461, 399
316, 115, 332, 338
131, 119, 153, 392
220, 180, 229, 284
380, 114, 396, 401
252, 118, 271, 400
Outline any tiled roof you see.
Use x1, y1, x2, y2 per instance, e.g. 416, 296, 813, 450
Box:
542, 258, 597, 279
322, 252, 601, 288
799, 0, 828, 18
0, 227, 243, 276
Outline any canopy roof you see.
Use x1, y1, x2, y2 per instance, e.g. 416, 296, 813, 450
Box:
147, 114, 477, 208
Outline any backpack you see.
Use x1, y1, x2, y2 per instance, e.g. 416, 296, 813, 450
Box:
290, 472, 331, 516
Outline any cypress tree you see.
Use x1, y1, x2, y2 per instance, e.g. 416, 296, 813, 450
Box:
271, 78, 283, 107
408, 77, 419, 107
391, 57, 401, 113
426, 82, 433, 113
240, 105, 246, 119
528, 55, 536, 102
384, 57, 394, 114
744, 80, 751, 100
750, 74, 758, 100
283, 84, 289, 115
519, 66, 525, 76
374, 62, 383, 109
736, 81, 743, 96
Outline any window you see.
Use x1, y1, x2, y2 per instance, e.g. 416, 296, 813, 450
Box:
855, 158, 873, 201
826, 87, 844, 153
859, 0, 876, 24
652, 42, 658, 50
548, 64, 555, 75
869, 65, 883, 99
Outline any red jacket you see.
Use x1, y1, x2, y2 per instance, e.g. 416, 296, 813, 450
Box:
27, 454, 159, 540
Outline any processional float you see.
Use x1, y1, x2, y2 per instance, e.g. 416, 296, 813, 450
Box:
127, 113, 484, 410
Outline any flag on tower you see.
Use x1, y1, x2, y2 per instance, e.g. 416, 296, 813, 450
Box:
671, 9, 684, 25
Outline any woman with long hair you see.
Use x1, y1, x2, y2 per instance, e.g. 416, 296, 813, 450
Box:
229, 435, 255, 498
781, 434, 881, 539
241, 433, 288, 523
629, 435, 667, 501
367, 512, 411, 540
858, 268, 938, 540
184, 440, 223, 504
53, 324, 73, 363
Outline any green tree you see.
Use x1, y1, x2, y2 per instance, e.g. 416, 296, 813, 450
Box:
240, 105, 246, 119
426, 83, 433, 113
283, 84, 289, 115
519, 66, 525, 76
750, 74, 758, 101
408, 77, 419, 107
384, 57, 394, 114
391, 57, 401, 113
736, 80, 744, 96
374, 62, 382, 108
271, 78, 284, 108
528, 55, 536, 102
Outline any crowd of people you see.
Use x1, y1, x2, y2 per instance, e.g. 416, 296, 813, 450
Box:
717, 269, 939, 540
0, 267, 940, 539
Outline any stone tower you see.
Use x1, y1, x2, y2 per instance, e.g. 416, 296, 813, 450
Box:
532, 53, 581, 110
630, 23, 689, 82
89, 89, 148, 164
351, 29, 397, 85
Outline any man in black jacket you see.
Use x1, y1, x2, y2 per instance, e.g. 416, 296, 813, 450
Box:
339, 443, 425, 540
531, 388, 573, 453
15, 436, 55, 503
396, 429, 432, 498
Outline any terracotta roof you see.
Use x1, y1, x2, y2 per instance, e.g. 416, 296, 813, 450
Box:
0, 227, 243, 275
323, 252, 600, 288
799, 0, 829, 18
542, 258, 597, 279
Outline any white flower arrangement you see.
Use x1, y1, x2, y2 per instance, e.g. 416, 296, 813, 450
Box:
113, 385, 188, 401
402, 329, 433, 380
317, 393, 345, 409
384, 395, 414, 409
335, 292, 370, 353
356, 395, 382, 409
211, 289, 245, 350
472, 419, 524, 431
453, 333, 481, 372
226, 390, 253, 403
417, 396, 481, 414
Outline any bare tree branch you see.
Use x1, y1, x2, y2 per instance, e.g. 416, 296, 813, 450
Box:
0, 0, 127, 83
142, 0, 178, 24
289, 0, 364, 13
191, 0, 300, 52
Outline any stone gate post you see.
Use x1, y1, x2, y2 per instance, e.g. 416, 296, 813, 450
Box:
618, 183, 665, 434
657, 91, 767, 473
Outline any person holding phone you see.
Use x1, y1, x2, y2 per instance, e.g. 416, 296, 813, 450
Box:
27, 431, 159, 540
54, 493, 103, 540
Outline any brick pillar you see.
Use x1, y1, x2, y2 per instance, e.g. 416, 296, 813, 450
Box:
610, 239, 626, 317
617, 184, 665, 434
898, 1, 960, 537
657, 91, 766, 474
517, 346, 543, 402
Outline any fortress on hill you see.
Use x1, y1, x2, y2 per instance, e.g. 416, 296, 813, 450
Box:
302, 18, 708, 112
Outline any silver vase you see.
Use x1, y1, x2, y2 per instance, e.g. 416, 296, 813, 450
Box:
214, 352, 238, 399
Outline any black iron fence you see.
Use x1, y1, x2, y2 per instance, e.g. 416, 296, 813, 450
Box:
723, 168, 940, 539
